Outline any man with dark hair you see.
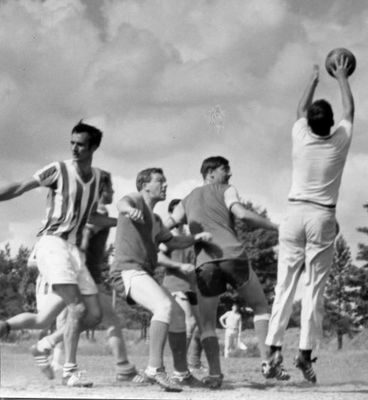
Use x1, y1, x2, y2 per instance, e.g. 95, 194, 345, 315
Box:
0, 121, 116, 387
264, 56, 354, 383
110, 168, 212, 392
166, 156, 281, 388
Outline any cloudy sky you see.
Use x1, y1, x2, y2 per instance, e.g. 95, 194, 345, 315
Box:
0, 0, 368, 261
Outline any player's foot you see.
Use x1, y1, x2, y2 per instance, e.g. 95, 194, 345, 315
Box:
188, 362, 208, 374
171, 370, 205, 388
201, 373, 224, 389
144, 367, 183, 392
62, 369, 93, 387
30, 344, 54, 380
0, 321, 10, 338
294, 354, 317, 383
116, 361, 137, 381
261, 350, 290, 381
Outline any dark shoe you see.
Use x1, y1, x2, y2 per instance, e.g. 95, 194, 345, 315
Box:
30, 344, 54, 380
171, 370, 205, 388
62, 369, 93, 387
294, 354, 317, 383
261, 350, 290, 381
144, 367, 183, 392
116, 362, 137, 381
201, 373, 223, 389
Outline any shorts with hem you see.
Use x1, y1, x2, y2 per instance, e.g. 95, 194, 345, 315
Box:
35, 235, 97, 295
171, 290, 198, 306
196, 258, 250, 297
109, 269, 151, 305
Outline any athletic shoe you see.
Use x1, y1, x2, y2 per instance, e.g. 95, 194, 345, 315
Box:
62, 369, 93, 388
116, 362, 137, 381
188, 362, 208, 374
294, 354, 317, 383
0, 321, 10, 338
171, 370, 205, 388
144, 367, 183, 392
30, 344, 54, 380
261, 350, 290, 381
201, 373, 223, 389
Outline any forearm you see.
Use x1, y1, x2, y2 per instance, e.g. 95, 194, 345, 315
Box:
88, 213, 117, 228
337, 76, 354, 121
165, 235, 195, 250
157, 251, 182, 270
238, 209, 277, 231
297, 78, 318, 117
0, 182, 31, 201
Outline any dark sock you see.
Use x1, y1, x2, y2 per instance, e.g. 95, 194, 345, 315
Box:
168, 331, 188, 373
299, 349, 312, 361
201, 336, 221, 376
5, 321, 11, 335
270, 345, 282, 354
117, 361, 128, 365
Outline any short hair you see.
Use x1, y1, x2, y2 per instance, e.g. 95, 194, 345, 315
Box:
136, 168, 164, 191
307, 99, 334, 137
100, 170, 112, 193
200, 156, 229, 178
168, 199, 181, 214
71, 120, 103, 148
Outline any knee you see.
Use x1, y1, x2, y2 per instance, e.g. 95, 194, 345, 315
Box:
87, 308, 103, 328
152, 297, 173, 324
186, 315, 197, 334
67, 302, 87, 321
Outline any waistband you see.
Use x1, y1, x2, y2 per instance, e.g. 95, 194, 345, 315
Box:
288, 198, 336, 209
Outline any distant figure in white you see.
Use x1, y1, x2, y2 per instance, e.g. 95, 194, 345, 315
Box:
219, 303, 243, 358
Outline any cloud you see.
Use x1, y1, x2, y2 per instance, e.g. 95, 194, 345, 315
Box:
0, 0, 367, 263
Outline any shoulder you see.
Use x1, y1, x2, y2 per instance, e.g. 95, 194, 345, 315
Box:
33, 161, 61, 184
292, 118, 308, 137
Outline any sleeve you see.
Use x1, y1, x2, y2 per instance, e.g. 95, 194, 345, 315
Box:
292, 117, 308, 138
155, 214, 173, 244
33, 162, 60, 187
338, 119, 353, 139
224, 185, 242, 210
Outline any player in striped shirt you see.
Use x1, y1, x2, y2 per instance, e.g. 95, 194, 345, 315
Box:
0, 121, 116, 387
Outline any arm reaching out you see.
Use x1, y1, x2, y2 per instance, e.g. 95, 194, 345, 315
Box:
297, 65, 319, 119
330, 55, 354, 123
0, 177, 40, 201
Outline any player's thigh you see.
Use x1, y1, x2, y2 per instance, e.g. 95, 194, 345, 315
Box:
172, 291, 193, 320
98, 290, 120, 326
237, 267, 268, 312
129, 273, 172, 314
37, 293, 66, 325
82, 293, 102, 321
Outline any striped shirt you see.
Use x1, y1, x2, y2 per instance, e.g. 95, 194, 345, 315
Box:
34, 160, 102, 247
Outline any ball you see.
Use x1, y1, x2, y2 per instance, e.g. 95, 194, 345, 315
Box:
325, 48, 356, 77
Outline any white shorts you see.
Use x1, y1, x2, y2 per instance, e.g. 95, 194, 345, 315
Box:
35, 235, 97, 295
35, 274, 52, 312
121, 269, 150, 301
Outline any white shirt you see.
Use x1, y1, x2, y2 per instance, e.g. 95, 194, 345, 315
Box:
288, 118, 353, 206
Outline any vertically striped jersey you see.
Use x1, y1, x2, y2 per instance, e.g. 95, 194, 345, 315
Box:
33, 160, 102, 247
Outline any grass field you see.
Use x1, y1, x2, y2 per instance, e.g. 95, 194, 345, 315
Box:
1, 328, 368, 399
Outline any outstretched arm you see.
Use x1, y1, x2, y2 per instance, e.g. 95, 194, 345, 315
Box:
164, 231, 212, 251
297, 65, 319, 119
0, 177, 40, 201
330, 55, 354, 123
231, 203, 278, 231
